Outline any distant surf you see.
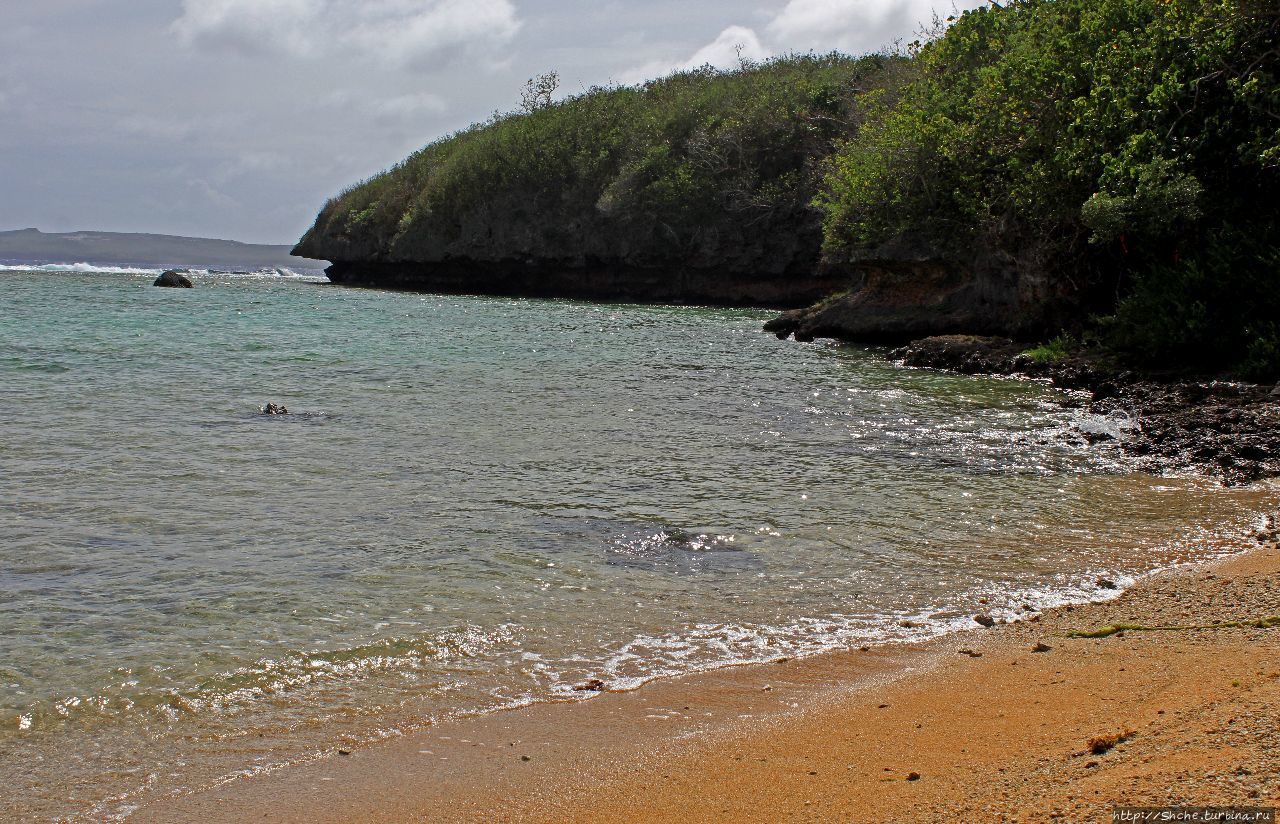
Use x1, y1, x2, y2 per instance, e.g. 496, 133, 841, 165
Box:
0, 261, 326, 279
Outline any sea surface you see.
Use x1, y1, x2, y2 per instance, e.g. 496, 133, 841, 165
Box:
2, 265, 1276, 821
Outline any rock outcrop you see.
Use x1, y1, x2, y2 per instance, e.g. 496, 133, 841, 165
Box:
765, 238, 1066, 342
294, 198, 846, 307
289, 55, 892, 308
315, 259, 848, 308
153, 270, 194, 288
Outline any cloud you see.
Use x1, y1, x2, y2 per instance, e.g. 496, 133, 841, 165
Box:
767, 0, 964, 54
620, 25, 771, 84
368, 93, 449, 120
171, 0, 521, 65
684, 25, 771, 70
171, 0, 321, 55
619, 0, 976, 85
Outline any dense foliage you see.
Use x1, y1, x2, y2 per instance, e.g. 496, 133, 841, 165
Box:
306, 1, 1279, 377
302, 54, 892, 269
818, 0, 1280, 378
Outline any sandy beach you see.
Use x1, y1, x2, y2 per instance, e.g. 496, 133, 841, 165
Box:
130, 529, 1280, 823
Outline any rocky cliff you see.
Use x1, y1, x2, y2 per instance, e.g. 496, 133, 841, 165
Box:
764, 236, 1067, 343
292, 55, 893, 308
294, 197, 847, 307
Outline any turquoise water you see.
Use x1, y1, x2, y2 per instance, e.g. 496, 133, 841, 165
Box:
2, 267, 1275, 820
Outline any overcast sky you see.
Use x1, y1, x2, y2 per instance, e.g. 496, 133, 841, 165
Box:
0, 0, 979, 244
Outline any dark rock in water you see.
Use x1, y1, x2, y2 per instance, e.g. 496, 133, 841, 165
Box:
261, 403, 288, 415
973, 614, 996, 628
1097, 578, 1118, 590
153, 270, 193, 288
892, 335, 1028, 374
572, 678, 606, 692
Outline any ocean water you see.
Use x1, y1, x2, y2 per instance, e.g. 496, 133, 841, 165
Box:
2, 267, 1276, 820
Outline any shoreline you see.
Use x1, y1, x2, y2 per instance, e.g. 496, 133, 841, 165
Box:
131, 524, 1280, 823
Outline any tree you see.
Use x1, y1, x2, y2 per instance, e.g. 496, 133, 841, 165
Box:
520, 71, 560, 113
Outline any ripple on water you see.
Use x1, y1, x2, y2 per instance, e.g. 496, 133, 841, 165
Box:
0, 269, 1276, 822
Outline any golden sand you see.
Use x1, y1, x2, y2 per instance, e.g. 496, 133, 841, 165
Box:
132, 546, 1280, 823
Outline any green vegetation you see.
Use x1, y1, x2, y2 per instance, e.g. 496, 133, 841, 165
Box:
1023, 335, 1075, 365
1067, 616, 1280, 638
300, 54, 895, 269
818, 0, 1280, 378
304, 0, 1279, 377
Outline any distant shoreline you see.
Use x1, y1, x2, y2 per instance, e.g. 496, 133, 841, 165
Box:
0, 227, 327, 272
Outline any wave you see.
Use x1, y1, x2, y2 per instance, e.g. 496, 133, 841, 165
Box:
0, 262, 166, 275
0, 262, 327, 280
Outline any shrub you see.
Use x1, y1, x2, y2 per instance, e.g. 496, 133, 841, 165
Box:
300, 54, 895, 267
818, 0, 1280, 375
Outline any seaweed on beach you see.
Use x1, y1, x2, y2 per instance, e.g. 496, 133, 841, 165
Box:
1068, 616, 1280, 638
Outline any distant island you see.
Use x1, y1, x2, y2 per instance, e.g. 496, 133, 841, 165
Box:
1, 227, 327, 271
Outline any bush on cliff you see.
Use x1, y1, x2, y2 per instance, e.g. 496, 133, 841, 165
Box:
817, 0, 1280, 378
298, 54, 895, 273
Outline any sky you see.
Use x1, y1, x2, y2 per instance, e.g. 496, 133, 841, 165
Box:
0, 0, 980, 245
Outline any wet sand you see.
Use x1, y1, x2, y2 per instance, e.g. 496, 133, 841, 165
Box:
132, 541, 1280, 823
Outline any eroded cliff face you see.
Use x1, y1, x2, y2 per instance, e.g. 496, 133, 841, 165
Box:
296, 193, 1070, 327
296, 179, 1067, 326
764, 239, 1066, 343
293, 198, 852, 307
318, 259, 851, 307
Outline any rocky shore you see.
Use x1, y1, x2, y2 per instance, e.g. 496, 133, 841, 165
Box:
888, 335, 1280, 487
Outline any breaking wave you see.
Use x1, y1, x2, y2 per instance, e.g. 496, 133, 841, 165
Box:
0, 262, 326, 279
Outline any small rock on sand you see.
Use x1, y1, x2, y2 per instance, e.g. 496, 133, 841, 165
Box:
974, 614, 996, 627
1032, 642, 1052, 653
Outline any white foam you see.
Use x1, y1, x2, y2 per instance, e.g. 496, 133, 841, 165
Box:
0, 262, 326, 280
0, 262, 164, 275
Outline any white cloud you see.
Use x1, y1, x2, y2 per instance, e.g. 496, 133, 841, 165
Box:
172, 0, 321, 56
171, 0, 521, 66
768, 0, 965, 54
347, 0, 522, 68
684, 25, 771, 70
618, 0, 975, 85
621, 25, 771, 84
